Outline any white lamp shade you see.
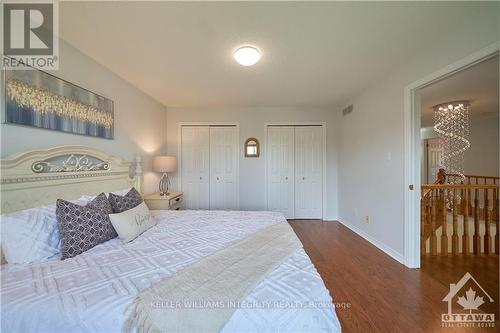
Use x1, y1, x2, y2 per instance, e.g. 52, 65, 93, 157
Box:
153, 156, 177, 173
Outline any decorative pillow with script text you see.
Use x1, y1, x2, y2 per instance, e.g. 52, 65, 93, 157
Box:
108, 201, 156, 243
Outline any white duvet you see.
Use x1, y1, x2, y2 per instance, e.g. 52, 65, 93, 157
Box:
1, 210, 341, 333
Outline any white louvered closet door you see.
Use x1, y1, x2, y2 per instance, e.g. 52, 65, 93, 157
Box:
294, 126, 323, 219
266, 127, 295, 219
209, 126, 239, 210
181, 126, 210, 209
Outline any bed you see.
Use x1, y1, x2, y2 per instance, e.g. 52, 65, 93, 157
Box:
0, 146, 341, 333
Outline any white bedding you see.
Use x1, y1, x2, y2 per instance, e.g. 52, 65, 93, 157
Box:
1, 210, 341, 333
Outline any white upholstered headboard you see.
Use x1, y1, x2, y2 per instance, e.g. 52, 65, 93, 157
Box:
0, 145, 143, 214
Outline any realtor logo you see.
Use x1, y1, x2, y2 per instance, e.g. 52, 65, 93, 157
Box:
441, 272, 495, 328
2, 0, 59, 69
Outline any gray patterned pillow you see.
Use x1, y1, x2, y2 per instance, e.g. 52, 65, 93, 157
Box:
108, 187, 143, 213
56, 193, 117, 260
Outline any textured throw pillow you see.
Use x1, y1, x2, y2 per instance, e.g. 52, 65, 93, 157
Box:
56, 193, 117, 260
109, 201, 156, 243
0, 196, 89, 264
108, 187, 143, 213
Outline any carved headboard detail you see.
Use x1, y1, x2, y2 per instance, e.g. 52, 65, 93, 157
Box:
31, 154, 110, 173
0, 145, 143, 213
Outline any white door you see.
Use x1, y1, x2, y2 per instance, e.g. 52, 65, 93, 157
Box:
209, 126, 239, 210
294, 126, 323, 219
266, 127, 295, 219
426, 138, 443, 183
181, 126, 210, 209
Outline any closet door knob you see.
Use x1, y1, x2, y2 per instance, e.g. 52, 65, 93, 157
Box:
217, 177, 220, 181
302, 177, 305, 180
285, 177, 288, 180
200, 177, 203, 180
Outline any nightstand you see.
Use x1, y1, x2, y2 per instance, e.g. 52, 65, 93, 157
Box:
143, 192, 183, 210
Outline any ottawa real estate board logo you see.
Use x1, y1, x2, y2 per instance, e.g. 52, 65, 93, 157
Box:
2, 0, 59, 70
442, 272, 495, 328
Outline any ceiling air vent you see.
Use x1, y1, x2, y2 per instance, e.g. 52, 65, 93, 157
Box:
342, 104, 353, 117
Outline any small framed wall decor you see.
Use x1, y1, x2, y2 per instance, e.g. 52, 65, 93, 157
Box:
244, 138, 260, 157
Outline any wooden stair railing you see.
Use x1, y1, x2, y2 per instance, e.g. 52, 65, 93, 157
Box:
445, 172, 500, 186
420, 169, 448, 252
421, 183, 499, 256
450, 172, 498, 218
434, 169, 499, 218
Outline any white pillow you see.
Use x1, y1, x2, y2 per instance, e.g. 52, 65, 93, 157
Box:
109, 202, 156, 243
81, 188, 132, 202
1, 197, 88, 264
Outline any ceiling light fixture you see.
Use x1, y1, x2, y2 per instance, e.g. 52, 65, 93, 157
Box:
433, 100, 471, 187
233, 46, 261, 66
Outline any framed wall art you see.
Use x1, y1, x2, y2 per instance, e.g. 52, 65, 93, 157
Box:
3, 66, 114, 139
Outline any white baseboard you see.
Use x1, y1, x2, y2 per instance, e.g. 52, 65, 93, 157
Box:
337, 219, 405, 265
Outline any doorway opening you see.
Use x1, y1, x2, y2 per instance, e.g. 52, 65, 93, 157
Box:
404, 45, 499, 320
404, 43, 499, 269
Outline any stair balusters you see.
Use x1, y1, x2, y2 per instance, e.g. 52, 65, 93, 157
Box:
421, 182, 499, 256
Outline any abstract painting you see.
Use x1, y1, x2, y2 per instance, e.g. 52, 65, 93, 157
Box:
4, 68, 114, 139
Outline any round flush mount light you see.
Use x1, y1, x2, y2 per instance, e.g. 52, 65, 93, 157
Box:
233, 46, 261, 66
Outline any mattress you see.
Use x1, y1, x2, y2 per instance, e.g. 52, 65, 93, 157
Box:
1, 210, 341, 333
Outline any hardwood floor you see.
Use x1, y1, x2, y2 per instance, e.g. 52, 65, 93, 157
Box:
289, 220, 499, 333
420, 255, 498, 320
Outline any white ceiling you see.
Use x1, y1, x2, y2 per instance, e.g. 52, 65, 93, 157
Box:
420, 55, 499, 128
59, 2, 497, 108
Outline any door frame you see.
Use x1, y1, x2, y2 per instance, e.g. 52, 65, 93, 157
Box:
264, 122, 327, 219
403, 42, 499, 268
177, 122, 240, 209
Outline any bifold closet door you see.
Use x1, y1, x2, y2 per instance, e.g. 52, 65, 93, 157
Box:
209, 127, 239, 210
181, 126, 210, 209
266, 127, 295, 219
295, 126, 323, 219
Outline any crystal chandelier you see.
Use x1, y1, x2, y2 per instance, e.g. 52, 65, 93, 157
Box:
433, 101, 471, 184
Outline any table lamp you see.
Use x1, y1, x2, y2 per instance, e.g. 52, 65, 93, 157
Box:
153, 156, 177, 196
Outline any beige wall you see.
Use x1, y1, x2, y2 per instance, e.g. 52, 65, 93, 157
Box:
338, 15, 499, 260
1, 40, 167, 194
166, 106, 339, 219
465, 115, 499, 177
